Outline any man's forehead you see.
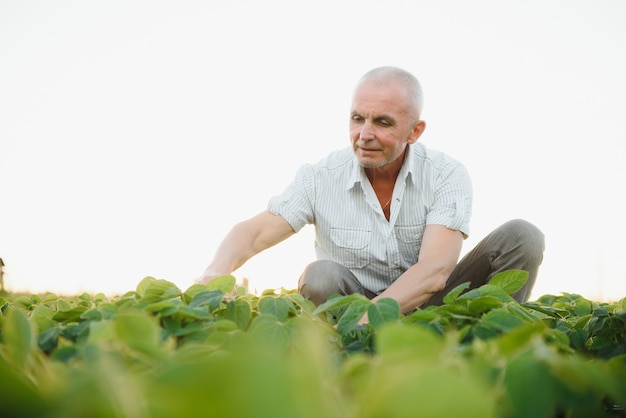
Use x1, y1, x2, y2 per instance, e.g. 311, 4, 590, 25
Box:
351, 86, 410, 116
353, 79, 409, 102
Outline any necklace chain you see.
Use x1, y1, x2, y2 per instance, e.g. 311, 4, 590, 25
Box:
382, 198, 392, 210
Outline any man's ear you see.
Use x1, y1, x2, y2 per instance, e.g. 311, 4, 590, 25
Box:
408, 120, 426, 144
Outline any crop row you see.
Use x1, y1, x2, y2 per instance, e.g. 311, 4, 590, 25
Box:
1, 271, 625, 418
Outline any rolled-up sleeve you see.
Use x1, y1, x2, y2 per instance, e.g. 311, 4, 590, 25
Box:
268, 164, 316, 233
426, 161, 473, 238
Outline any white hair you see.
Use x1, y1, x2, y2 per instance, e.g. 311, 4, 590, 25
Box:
358, 66, 424, 119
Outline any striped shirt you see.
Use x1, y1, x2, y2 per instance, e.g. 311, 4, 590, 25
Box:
268, 142, 472, 295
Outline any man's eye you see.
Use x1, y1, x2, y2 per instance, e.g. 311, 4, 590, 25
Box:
351, 115, 363, 122
377, 119, 391, 127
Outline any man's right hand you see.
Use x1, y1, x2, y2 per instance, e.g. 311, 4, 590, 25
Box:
194, 269, 228, 285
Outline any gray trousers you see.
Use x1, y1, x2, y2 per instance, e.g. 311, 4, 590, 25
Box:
298, 219, 545, 307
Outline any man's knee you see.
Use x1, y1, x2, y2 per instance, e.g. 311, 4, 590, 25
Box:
298, 260, 345, 305
501, 219, 545, 263
298, 260, 370, 305
498, 219, 545, 302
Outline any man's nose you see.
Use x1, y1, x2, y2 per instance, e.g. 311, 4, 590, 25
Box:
359, 121, 375, 140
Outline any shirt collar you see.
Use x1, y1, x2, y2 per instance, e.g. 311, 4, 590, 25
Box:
346, 157, 364, 190
400, 143, 417, 184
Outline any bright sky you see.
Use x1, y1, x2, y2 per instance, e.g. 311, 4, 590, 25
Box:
1, 0, 625, 302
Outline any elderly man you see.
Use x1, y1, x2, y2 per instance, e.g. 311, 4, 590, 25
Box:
198, 66, 545, 316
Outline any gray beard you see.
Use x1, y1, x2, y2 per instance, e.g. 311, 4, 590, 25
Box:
357, 156, 393, 169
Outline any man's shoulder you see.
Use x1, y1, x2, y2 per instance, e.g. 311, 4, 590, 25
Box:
409, 142, 464, 168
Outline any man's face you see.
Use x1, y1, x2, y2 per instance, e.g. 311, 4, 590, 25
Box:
350, 79, 424, 169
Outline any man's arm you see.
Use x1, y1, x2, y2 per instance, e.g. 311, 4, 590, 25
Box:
197, 210, 296, 283
370, 224, 464, 314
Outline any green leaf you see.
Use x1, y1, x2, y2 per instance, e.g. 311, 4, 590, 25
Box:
38, 326, 60, 353
376, 322, 443, 359
523, 302, 569, 318
605, 357, 626, 406
405, 309, 439, 323
258, 296, 290, 322
592, 306, 610, 318
31, 304, 55, 332
473, 323, 500, 340
549, 355, 625, 413
50, 346, 78, 363
0, 356, 48, 415
336, 299, 370, 335
12, 295, 34, 309
52, 306, 88, 323
432, 303, 475, 321
504, 351, 557, 417
95, 303, 118, 320
507, 303, 542, 323
143, 298, 180, 314
442, 282, 470, 305
41, 293, 58, 304
61, 321, 90, 343
488, 269, 529, 295
115, 292, 139, 308
139, 279, 181, 304
170, 320, 210, 338
136, 276, 157, 297
189, 290, 224, 312
174, 306, 211, 321
614, 308, 626, 322
114, 310, 163, 357
313, 293, 368, 315
573, 298, 593, 316
367, 298, 400, 329
568, 328, 588, 350
467, 296, 504, 314
3, 308, 35, 368
285, 293, 316, 315
248, 314, 289, 348
537, 294, 557, 305
458, 284, 515, 303
80, 309, 102, 321
496, 322, 546, 356
56, 298, 71, 312
205, 275, 236, 295
225, 300, 252, 330
87, 320, 114, 344
78, 292, 92, 304
480, 308, 527, 333
182, 283, 210, 304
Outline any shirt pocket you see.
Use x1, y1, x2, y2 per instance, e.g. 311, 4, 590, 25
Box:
330, 227, 372, 269
395, 223, 426, 266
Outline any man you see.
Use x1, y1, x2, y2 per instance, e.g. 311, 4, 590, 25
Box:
198, 66, 545, 316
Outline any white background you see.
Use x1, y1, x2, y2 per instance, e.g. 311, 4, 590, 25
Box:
1, 0, 625, 301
